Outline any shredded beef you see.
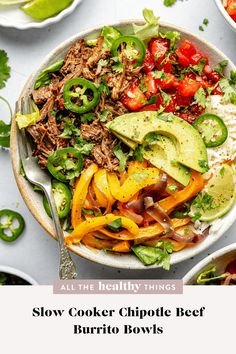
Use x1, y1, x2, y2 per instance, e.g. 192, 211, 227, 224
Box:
32, 86, 53, 105
29, 37, 140, 171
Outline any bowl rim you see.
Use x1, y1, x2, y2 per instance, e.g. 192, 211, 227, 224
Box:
183, 243, 236, 284
215, 0, 236, 32
0, 265, 38, 284
10, 18, 236, 270
0, 0, 82, 30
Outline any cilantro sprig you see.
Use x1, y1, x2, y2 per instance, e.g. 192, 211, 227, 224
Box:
0, 50, 11, 148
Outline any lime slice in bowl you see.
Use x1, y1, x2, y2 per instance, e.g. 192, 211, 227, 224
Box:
190, 164, 236, 222
21, 0, 73, 21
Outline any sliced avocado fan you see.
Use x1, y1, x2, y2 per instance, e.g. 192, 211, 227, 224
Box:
107, 111, 208, 186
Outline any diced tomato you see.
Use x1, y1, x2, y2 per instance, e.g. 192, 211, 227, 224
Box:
139, 103, 159, 112
203, 64, 213, 76
122, 83, 147, 111
190, 53, 202, 65
175, 93, 192, 107
155, 73, 177, 89
208, 71, 221, 82
149, 38, 169, 63
157, 59, 173, 73
178, 39, 197, 58
175, 49, 190, 67
144, 72, 158, 97
178, 78, 201, 97
190, 53, 209, 67
164, 96, 177, 113
212, 85, 223, 96
143, 49, 155, 73
138, 94, 163, 112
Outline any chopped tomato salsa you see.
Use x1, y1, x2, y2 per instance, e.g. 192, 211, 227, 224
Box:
121, 36, 223, 123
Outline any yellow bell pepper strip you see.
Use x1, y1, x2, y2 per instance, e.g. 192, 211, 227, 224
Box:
159, 171, 204, 214
112, 241, 131, 253
82, 234, 116, 250
134, 217, 191, 244
107, 167, 160, 203
71, 163, 98, 229
66, 214, 139, 244
92, 169, 115, 208
127, 160, 148, 176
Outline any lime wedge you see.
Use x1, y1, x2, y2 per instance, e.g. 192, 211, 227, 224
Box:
190, 164, 236, 222
0, 0, 30, 5
21, 0, 73, 21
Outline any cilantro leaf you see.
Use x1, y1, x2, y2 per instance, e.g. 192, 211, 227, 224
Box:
99, 74, 110, 96
74, 137, 94, 155
194, 87, 207, 108
152, 70, 166, 79
0, 50, 10, 89
113, 142, 128, 172
99, 109, 110, 122
160, 30, 180, 48
191, 58, 207, 75
59, 118, 80, 139
107, 218, 122, 232
133, 145, 144, 162
214, 60, 228, 76
219, 78, 236, 105
81, 113, 96, 123
229, 70, 236, 86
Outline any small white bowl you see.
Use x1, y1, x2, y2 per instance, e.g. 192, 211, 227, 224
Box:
183, 243, 236, 284
0, 265, 38, 285
215, 0, 236, 32
0, 0, 83, 30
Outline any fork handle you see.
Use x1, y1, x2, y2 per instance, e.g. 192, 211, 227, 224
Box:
43, 185, 78, 280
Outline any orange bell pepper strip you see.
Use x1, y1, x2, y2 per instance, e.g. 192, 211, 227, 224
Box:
82, 234, 116, 250
66, 214, 139, 244
134, 217, 191, 244
99, 228, 137, 241
112, 241, 131, 253
107, 167, 160, 203
71, 163, 98, 229
159, 170, 204, 214
92, 169, 115, 208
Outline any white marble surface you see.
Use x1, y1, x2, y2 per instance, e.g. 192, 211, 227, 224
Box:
0, 0, 236, 284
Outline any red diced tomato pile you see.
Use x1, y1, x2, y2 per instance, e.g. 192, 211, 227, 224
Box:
224, 0, 236, 22
122, 37, 223, 124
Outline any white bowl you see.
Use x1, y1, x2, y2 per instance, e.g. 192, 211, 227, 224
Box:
0, 0, 83, 30
183, 243, 236, 284
215, 0, 236, 32
10, 20, 236, 270
0, 265, 38, 284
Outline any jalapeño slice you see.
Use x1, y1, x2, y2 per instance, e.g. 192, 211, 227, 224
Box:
193, 113, 228, 148
63, 78, 100, 114
47, 147, 83, 182
43, 180, 72, 219
111, 35, 146, 68
0, 209, 25, 242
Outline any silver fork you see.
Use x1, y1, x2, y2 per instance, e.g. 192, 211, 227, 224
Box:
16, 97, 78, 280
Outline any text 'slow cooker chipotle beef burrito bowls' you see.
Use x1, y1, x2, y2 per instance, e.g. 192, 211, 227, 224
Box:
11, 9, 236, 270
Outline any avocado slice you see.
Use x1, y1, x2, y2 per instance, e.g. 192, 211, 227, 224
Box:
142, 134, 190, 186
108, 111, 208, 173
